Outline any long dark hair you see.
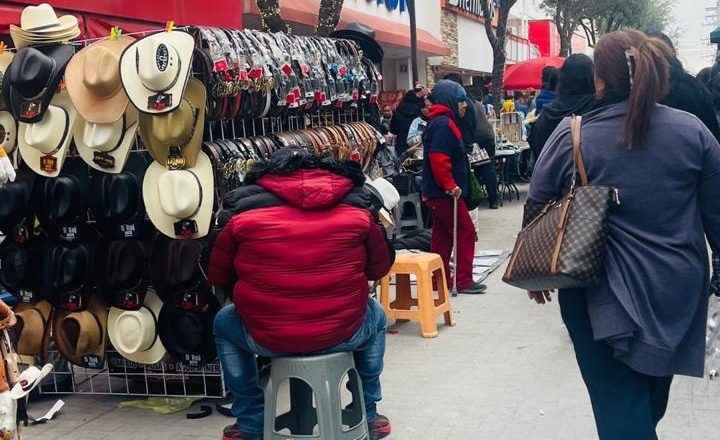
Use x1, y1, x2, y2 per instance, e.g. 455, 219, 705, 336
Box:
593, 29, 673, 148
558, 54, 595, 97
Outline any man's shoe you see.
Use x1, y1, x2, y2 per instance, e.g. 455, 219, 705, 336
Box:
223, 424, 263, 440
368, 415, 392, 440
489, 202, 499, 209
458, 282, 487, 294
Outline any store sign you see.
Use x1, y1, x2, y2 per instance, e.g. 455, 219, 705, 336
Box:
446, 0, 494, 17
370, 0, 406, 13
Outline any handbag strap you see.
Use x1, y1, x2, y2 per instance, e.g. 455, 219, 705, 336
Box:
571, 115, 589, 187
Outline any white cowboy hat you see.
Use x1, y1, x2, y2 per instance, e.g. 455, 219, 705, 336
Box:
119, 31, 194, 114
142, 151, 214, 239
18, 90, 79, 177
107, 289, 167, 365
17, 3, 78, 33
0, 111, 17, 154
9, 364, 53, 400
74, 106, 139, 174
366, 177, 400, 226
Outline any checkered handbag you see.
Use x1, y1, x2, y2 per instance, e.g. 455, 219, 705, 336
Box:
503, 116, 618, 291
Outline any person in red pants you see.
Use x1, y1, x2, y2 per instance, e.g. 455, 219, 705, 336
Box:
422, 80, 486, 294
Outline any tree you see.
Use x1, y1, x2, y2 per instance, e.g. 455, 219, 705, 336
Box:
579, 0, 674, 47
540, 0, 589, 56
256, 0, 346, 36
480, 0, 519, 109
317, 0, 346, 37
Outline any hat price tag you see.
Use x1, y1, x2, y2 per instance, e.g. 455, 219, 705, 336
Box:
81, 355, 103, 369
118, 221, 140, 239
92, 151, 116, 170
60, 225, 79, 242
62, 291, 85, 311
183, 353, 203, 368
40, 155, 57, 173
117, 290, 141, 310
18, 289, 36, 304
173, 219, 198, 238
178, 291, 202, 311
20, 100, 43, 121
166, 146, 186, 170
147, 92, 173, 111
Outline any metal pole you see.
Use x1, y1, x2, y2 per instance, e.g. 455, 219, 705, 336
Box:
451, 196, 459, 297
407, 0, 419, 86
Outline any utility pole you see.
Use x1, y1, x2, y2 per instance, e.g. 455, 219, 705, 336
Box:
407, 0, 419, 85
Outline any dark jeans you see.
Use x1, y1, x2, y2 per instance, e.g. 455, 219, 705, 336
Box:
213, 299, 387, 435
474, 159, 498, 206
559, 290, 673, 440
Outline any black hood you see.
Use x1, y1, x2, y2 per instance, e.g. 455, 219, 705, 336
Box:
540, 94, 597, 122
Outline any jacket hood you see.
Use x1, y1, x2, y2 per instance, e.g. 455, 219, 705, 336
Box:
541, 94, 597, 121
428, 80, 467, 119
245, 154, 366, 210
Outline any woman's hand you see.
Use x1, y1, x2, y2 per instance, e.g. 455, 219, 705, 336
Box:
528, 290, 553, 304
448, 187, 462, 199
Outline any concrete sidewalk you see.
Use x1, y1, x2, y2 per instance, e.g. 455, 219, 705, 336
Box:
23, 187, 720, 439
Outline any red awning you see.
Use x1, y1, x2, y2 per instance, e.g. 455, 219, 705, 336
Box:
503, 56, 565, 90
2, 0, 243, 30
246, 0, 450, 56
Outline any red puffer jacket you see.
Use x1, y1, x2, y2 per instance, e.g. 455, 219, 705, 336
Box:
208, 155, 393, 353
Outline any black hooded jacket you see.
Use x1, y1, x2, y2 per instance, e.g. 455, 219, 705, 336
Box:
390, 91, 424, 156
529, 94, 597, 157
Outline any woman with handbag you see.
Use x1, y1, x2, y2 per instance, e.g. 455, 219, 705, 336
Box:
422, 80, 486, 295
526, 29, 720, 439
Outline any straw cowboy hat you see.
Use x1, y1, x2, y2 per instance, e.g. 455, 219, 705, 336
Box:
138, 78, 206, 169
0, 52, 14, 111
2, 44, 75, 124
107, 289, 167, 365
9, 364, 53, 400
53, 295, 108, 367
119, 30, 194, 114
14, 300, 52, 359
18, 90, 79, 177
74, 106, 139, 174
0, 111, 17, 155
10, 3, 80, 49
142, 151, 214, 240
65, 35, 135, 124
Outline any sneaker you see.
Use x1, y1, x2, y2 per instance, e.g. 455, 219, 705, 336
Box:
222, 424, 263, 440
368, 414, 392, 440
458, 282, 487, 294
489, 202, 499, 209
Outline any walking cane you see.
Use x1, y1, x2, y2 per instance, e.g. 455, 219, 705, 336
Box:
451, 195, 459, 297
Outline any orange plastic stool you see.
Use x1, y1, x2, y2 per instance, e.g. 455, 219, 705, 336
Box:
379, 252, 456, 338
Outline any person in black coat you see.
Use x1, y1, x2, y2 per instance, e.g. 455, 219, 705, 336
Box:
529, 54, 597, 159
646, 30, 720, 143
390, 86, 427, 157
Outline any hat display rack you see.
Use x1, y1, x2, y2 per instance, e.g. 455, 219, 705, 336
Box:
0, 3, 385, 399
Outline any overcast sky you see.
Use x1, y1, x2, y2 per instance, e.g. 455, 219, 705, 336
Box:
675, 0, 717, 74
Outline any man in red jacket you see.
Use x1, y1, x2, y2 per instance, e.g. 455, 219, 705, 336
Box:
208, 148, 394, 440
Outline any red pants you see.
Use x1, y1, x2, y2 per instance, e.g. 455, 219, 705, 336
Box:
425, 197, 476, 290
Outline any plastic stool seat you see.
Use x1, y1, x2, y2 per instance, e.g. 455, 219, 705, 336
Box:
264, 352, 369, 440
379, 252, 456, 338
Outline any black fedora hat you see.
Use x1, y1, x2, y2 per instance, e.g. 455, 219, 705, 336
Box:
0, 171, 35, 236
89, 153, 149, 239
40, 239, 96, 311
95, 239, 149, 310
2, 44, 75, 123
149, 234, 211, 311
32, 157, 88, 237
330, 23, 384, 64
0, 239, 40, 298
158, 297, 220, 366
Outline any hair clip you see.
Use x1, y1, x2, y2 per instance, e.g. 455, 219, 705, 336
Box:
625, 50, 635, 88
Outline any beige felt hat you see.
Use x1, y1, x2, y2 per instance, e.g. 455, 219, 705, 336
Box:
0, 52, 14, 111
14, 300, 52, 359
119, 30, 194, 115
74, 106, 139, 174
107, 289, 167, 365
138, 78, 206, 169
18, 90, 79, 178
0, 111, 17, 155
53, 295, 108, 367
142, 151, 214, 240
65, 36, 135, 124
